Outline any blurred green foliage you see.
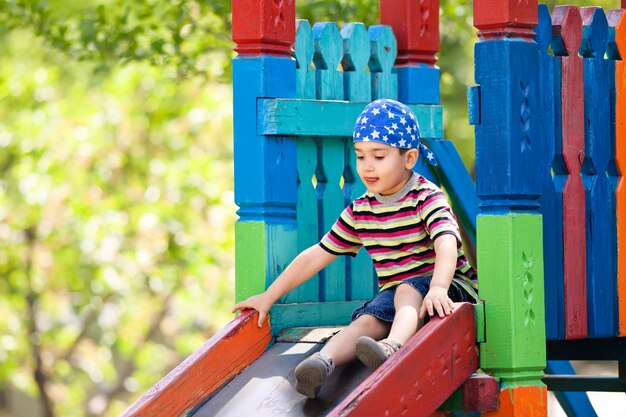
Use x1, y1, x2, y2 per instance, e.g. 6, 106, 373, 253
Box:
0, 0, 621, 416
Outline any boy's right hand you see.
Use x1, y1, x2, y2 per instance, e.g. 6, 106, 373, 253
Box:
232, 292, 274, 327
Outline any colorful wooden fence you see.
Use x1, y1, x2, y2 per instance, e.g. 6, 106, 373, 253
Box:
233, 0, 478, 334
532, 5, 625, 340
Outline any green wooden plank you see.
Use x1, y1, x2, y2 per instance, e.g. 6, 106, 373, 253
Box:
258, 98, 443, 139
269, 301, 366, 334
477, 213, 546, 388
235, 221, 267, 302
475, 302, 486, 344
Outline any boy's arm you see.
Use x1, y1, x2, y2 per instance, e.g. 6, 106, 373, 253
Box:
419, 233, 457, 319
232, 244, 337, 326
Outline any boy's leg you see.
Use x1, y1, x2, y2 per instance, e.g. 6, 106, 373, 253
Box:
355, 284, 423, 371
320, 313, 391, 365
387, 283, 424, 344
295, 314, 390, 398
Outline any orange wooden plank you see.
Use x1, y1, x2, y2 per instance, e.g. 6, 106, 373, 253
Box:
612, 9, 626, 335
483, 386, 547, 417
121, 310, 272, 417
327, 303, 478, 417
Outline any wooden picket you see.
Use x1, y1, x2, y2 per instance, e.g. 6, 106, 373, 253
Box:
548, 6, 588, 340
611, 9, 626, 335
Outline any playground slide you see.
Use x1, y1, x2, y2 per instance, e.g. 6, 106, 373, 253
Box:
123, 303, 482, 417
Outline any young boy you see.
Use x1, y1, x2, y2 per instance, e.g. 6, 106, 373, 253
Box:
232, 99, 478, 399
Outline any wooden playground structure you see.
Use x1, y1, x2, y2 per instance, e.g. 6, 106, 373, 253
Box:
122, 0, 625, 416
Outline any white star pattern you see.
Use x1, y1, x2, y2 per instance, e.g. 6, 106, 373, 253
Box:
352, 99, 436, 166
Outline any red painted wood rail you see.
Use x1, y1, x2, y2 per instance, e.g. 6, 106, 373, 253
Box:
328, 302, 479, 417
121, 310, 272, 417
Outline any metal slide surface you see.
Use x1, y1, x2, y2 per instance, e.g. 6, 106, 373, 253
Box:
193, 341, 371, 417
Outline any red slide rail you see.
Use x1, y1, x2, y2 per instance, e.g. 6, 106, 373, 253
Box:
328, 302, 480, 417
121, 310, 271, 417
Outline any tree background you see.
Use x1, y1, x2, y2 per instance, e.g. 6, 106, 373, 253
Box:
0, 0, 618, 416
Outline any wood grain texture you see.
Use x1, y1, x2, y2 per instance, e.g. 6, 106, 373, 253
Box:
477, 214, 546, 382
552, 5, 588, 340
580, 7, 614, 337
231, 0, 295, 55
121, 310, 271, 417
473, 0, 538, 40
368, 25, 398, 100
610, 8, 626, 335
535, 5, 562, 340
380, 0, 439, 65
259, 98, 443, 139
482, 386, 547, 417
327, 303, 478, 417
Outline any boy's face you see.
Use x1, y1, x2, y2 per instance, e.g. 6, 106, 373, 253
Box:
354, 142, 418, 196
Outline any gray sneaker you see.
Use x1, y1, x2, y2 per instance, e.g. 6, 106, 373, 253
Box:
294, 352, 335, 399
355, 336, 401, 371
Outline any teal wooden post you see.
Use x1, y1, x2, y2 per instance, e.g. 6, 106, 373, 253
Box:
232, 0, 298, 304
473, 0, 547, 413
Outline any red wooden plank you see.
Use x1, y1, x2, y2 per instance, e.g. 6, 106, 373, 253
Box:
327, 303, 478, 417
612, 9, 626, 335
462, 373, 500, 412
380, 0, 439, 65
231, 0, 295, 55
552, 6, 588, 339
121, 310, 272, 417
473, 0, 538, 41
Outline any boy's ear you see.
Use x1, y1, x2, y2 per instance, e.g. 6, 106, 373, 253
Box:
405, 149, 419, 169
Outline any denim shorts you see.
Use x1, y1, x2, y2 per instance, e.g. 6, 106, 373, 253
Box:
351, 277, 474, 323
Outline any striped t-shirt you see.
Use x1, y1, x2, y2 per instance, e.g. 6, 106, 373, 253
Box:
319, 172, 477, 297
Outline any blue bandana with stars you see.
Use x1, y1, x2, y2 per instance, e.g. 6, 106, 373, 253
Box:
353, 99, 437, 166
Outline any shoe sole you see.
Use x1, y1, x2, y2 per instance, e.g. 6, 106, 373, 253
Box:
294, 360, 327, 399
355, 337, 387, 372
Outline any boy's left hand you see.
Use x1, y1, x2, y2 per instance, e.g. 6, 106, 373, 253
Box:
419, 286, 454, 319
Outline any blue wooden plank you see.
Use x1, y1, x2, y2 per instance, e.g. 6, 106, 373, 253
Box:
396, 65, 440, 105
423, 138, 478, 246
545, 360, 598, 417
474, 39, 543, 210
607, 10, 621, 335
259, 99, 443, 139
536, 4, 563, 341
467, 86, 480, 126
233, 57, 297, 218
580, 8, 614, 337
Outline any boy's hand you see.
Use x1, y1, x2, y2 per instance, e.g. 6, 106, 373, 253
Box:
419, 286, 454, 319
232, 292, 274, 327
